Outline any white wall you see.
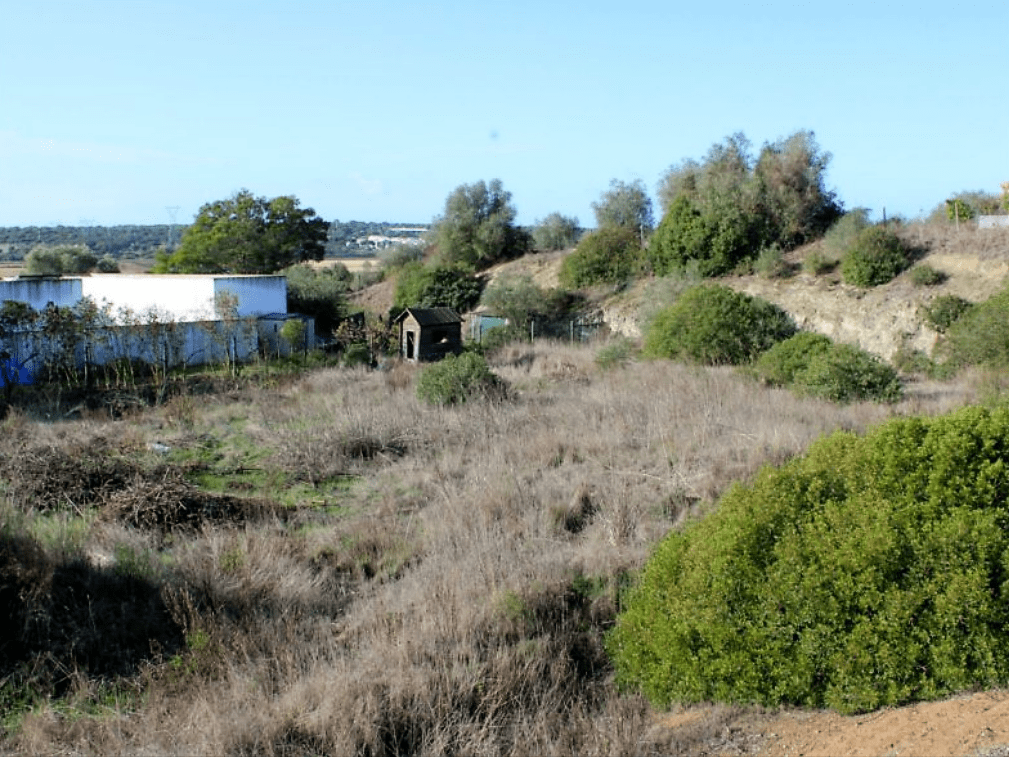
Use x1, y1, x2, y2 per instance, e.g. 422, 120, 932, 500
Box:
0, 278, 81, 311
213, 276, 287, 316
80, 274, 287, 321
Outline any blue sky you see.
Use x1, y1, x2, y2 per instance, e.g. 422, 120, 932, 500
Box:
1, 0, 1006, 229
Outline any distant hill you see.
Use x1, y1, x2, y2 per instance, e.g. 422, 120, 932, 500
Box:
0, 221, 429, 261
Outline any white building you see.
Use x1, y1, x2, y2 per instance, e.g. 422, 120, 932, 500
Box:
0, 273, 310, 385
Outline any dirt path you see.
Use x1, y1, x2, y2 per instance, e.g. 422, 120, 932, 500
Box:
659, 690, 1009, 756
759, 690, 1009, 756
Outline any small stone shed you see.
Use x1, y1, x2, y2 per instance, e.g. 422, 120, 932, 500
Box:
394, 307, 463, 362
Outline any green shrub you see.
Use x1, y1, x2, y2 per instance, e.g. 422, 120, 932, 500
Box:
820, 208, 871, 262
939, 290, 1009, 369
909, 264, 945, 287
802, 250, 836, 276
284, 263, 350, 336
477, 324, 525, 351
341, 342, 371, 368
754, 244, 790, 279
793, 343, 903, 403
393, 263, 484, 313
922, 294, 973, 334
416, 352, 507, 405
945, 198, 975, 221
643, 285, 795, 365
892, 344, 935, 377
558, 227, 642, 287
840, 227, 909, 287
752, 332, 832, 386
648, 194, 757, 278
608, 405, 1009, 714
480, 274, 573, 329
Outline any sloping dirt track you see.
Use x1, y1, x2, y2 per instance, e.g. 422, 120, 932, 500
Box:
658, 690, 1009, 756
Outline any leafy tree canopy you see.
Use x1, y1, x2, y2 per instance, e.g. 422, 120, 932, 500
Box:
430, 179, 531, 270
24, 245, 98, 276
592, 179, 654, 235
392, 262, 484, 315
532, 212, 580, 251
154, 190, 327, 274
651, 131, 842, 277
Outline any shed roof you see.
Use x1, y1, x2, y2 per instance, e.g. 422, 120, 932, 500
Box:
394, 307, 462, 326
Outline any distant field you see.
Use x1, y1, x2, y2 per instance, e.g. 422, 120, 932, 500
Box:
313, 257, 381, 273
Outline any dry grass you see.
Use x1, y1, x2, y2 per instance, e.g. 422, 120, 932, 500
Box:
1, 342, 983, 755
897, 220, 1009, 261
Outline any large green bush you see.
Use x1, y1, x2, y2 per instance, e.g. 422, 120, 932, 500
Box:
609, 405, 1009, 714
753, 333, 902, 403
752, 332, 832, 386
416, 352, 506, 406
939, 289, 1009, 369
393, 263, 484, 313
794, 343, 903, 403
558, 226, 642, 287
643, 285, 795, 365
840, 226, 909, 287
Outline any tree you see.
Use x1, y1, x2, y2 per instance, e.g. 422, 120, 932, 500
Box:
591, 179, 654, 238
283, 263, 350, 337
752, 131, 842, 248
532, 212, 579, 251
430, 179, 531, 270
392, 263, 484, 314
652, 130, 842, 277
23, 245, 98, 275
154, 190, 327, 274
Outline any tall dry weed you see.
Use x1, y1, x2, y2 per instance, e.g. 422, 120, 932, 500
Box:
4, 342, 981, 756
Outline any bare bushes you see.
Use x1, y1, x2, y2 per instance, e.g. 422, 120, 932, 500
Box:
104, 470, 285, 534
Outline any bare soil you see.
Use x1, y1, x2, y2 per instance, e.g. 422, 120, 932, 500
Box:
654, 690, 1009, 756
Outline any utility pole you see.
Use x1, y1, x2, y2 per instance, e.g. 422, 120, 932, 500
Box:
165, 206, 180, 250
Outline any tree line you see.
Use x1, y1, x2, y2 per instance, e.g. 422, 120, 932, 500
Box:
0, 220, 428, 261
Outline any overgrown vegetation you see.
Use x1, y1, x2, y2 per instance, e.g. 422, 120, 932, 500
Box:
609, 405, 1009, 715
391, 262, 484, 314
415, 351, 506, 405
643, 284, 795, 365
650, 131, 842, 277
753, 333, 902, 404
4, 338, 943, 755
558, 226, 642, 288
938, 288, 1009, 370
283, 262, 351, 336
840, 226, 910, 287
